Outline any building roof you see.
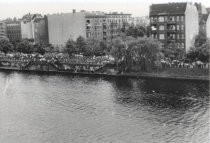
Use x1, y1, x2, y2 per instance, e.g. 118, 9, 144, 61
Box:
150, 2, 187, 16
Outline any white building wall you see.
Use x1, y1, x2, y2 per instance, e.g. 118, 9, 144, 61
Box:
185, 3, 199, 52
206, 15, 210, 39
21, 21, 33, 39
47, 12, 86, 50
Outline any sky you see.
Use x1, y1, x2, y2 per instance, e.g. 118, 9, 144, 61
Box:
0, 0, 210, 20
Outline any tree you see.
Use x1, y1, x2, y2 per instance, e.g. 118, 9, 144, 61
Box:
110, 37, 163, 72
127, 37, 163, 72
16, 40, 33, 54
126, 25, 146, 38
187, 35, 210, 62
10, 39, 21, 52
33, 43, 46, 55
65, 39, 77, 56
45, 44, 54, 53
0, 38, 14, 56
76, 36, 86, 54
162, 42, 184, 60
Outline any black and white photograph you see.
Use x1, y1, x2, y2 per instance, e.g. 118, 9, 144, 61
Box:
0, 0, 209, 142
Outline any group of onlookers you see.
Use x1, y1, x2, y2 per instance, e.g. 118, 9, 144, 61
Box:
161, 58, 209, 69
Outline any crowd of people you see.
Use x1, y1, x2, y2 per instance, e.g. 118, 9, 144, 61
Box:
0, 52, 209, 70
161, 58, 209, 69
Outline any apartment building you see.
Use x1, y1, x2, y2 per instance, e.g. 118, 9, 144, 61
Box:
149, 2, 199, 52
21, 13, 48, 44
0, 21, 7, 40
129, 16, 149, 26
47, 10, 131, 50
207, 14, 210, 39
105, 12, 131, 40
6, 23, 21, 41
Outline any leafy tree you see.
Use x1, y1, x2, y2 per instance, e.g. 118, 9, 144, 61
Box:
10, 39, 21, 52
162, 42, 184, 60
65, 39, 77, 56
0, 38, 14, 56
33, 43, 46, 55
126, 25, 146, 38
45, 44, 54, 53
16, 40, 33, 54
187, 36, 210, 62
76, 36, 86, 54
110, 37, 163, 72
127, 37, 163, 72
84, 39, 102, 56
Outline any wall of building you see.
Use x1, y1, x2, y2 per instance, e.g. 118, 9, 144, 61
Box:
206, 15, 210, 39
33, 17, 49, 44
6, 23, 21, 41
85, 16, 105, 41
21, 21, 33, 39
48, 12, 86, 50
185, 3, 199, 52
0, 22, 7, 39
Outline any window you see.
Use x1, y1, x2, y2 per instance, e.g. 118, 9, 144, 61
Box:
150, 17, 153, 22
181, 34, 184, 39
181, 43, 184, 48
158, 16, 164, 22
176, 16, 179, 21
159, 34, 165, 40
159, 25, 164, 30
181, 16, 184, 21
152, 34, 157, 39
169, 16, 174, 21
177, 25, 180, 30
177, 34, 180, 39
181, 25, 184, 30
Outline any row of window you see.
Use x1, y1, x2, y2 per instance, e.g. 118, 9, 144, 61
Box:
158, 25, 184, 31
106, 15, 131, 18
86, 31, 120, 38
7, 31, 21, 34
7, 27, 21, 30
151, 15, 184, 22
152, 34, 185, 40
162, 43, 185, 48
86, 19, 128, 24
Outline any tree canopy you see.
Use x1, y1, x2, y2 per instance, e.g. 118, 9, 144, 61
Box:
0, 38, 14, 55
16, 40, 33, 54
65, 39, 77, 56
187, 34, 210, 62
110, 37, 163, 72
76, 36, 86, 54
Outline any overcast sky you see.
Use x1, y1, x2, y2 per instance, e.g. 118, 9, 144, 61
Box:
0, 0, 210, 20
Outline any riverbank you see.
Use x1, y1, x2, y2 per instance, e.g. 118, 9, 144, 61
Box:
0, 66, 209, 82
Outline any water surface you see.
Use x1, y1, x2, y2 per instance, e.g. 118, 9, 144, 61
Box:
0, 71, 209, 143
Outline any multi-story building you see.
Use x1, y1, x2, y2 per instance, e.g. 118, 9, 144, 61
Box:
47, 10, 131, 50
0, 21, 7, 40
129, 16, 149, 27
199, 14, 209, 36
149, 2, 199, 53
105, 12, 131, 40
32, 16, 48, 44
21, 13, 48, 44
6, 23, 21, 41
206, 14, 210, 39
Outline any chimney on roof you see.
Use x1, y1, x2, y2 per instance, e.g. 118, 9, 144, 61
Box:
73, 9, 76, 14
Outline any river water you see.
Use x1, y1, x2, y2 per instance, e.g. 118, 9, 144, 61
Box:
0, 71, 209, 143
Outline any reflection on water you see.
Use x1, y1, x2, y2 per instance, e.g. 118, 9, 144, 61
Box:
0, 71, 209, 143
